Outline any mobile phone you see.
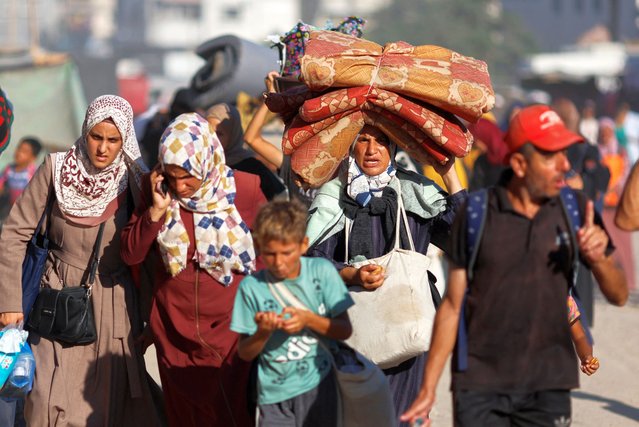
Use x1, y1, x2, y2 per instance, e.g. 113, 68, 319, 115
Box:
160, 178, 169, 196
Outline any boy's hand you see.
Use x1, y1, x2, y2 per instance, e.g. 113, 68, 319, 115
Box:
581, 356, 599, 376
280, 307, 310, 334
357, 264, 385, 290
255, 311, 282, 333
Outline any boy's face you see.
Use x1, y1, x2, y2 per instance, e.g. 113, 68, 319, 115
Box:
14, 142, 35, 167
259, 237, 308, 280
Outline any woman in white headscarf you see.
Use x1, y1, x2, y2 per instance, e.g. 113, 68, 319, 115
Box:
121, 112, 266, 427
0, 95, 161, 426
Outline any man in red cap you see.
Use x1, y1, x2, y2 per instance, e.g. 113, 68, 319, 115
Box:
402, 104, 628, 426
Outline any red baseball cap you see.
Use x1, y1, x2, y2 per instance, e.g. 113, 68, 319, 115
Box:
504, 105, 583, 153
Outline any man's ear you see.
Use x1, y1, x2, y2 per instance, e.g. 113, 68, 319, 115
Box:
301, 236, 309, 254
510, 152, 528, 179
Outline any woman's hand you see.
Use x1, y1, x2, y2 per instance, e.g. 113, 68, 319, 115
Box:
134, 325, 154, 355
400, 387, 435, 426
357, 264, 386, 290
0, 312, 23, 328
149, 165, 171, 222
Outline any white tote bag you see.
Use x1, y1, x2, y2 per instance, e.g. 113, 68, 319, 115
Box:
344, 196, 436, 369
268, 282, 396, 427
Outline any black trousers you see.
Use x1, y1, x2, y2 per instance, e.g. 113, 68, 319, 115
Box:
454, 390, 572, 427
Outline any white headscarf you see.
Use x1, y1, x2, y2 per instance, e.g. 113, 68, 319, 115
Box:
346, 137, 397, 207
53, 95, 147, 218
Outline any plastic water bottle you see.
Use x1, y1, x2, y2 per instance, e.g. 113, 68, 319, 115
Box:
9, 349, 34, 389
0, 347, 35, 399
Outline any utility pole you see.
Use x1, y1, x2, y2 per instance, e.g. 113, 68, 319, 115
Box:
609, 0, 620, 42
28, 0, 40, 54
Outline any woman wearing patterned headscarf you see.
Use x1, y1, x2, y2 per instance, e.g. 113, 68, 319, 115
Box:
305, 124, 466, 424
0, 95, 161, 425
121, 112, 266, 427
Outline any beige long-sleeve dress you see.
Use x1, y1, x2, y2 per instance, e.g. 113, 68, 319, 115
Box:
0, 155, 161, 427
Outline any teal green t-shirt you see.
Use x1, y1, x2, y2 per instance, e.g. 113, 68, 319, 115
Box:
230, 257, 353, 405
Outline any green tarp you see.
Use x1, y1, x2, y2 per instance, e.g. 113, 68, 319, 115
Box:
0, 59, 86, 169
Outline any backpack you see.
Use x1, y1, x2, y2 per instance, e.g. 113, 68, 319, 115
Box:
455, 186, 592, 371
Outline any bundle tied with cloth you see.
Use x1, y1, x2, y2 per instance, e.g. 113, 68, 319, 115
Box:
266, 30, 496, 188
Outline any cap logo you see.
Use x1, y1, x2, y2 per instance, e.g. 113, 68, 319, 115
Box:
539, 110, 562, 130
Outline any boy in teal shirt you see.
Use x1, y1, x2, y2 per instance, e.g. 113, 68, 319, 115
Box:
231, 199, 353, 426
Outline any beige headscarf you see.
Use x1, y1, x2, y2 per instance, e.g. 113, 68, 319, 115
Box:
207, 103, 254, 166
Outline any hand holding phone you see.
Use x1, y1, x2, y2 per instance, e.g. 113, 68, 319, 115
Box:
160, 178, 169, 196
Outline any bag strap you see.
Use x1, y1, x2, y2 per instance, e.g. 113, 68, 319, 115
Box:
266, 279, 338, 360
558, 187, 594, 344
34, 182, 55, 239
344, 193, 414, 262
85, 222, 106, 290
456, 188, 488, 372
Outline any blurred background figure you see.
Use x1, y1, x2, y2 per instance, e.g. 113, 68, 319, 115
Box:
467, 118, 508, 191
580, 99, 600, 145
598, 117, 629, 208
0, 136, 42, 224
207, 103, 286, 200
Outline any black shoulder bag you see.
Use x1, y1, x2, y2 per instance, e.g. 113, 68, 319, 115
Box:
27, 222, 105, 345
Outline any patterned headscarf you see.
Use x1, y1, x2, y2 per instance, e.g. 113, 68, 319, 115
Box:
156, 112, 256, 284
0, 88, 14, 156
346, 132, 397, 207
53, 95, 147, 218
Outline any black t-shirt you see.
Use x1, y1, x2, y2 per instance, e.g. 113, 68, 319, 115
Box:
448, 185, 612, 393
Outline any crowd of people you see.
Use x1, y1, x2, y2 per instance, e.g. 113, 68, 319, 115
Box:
0, 27, 635, 427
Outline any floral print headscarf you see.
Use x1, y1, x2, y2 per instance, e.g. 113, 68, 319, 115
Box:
53, 95, 147, 218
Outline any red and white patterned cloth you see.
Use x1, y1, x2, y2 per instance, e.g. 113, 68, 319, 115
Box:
266, 30, 496, 188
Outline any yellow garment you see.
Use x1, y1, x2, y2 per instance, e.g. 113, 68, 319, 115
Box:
423, 158, 468, 191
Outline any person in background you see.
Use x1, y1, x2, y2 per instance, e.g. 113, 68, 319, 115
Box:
579, 99, 599, 145
231, 199, 353, 426
0, 95, 160, 426
0, 88, 13, 156
243, 71, 318, 206
0, 86, 20, 427
0, 136, 42, 222
139, 88, 200, 168
401, 105, 627, 427
207, 103, 286, 200
121, 112, 266, 427
598, 117, 628, 208
467, 118, 507, 191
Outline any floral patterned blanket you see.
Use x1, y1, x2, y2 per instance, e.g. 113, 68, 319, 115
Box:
266, 30, 495, 188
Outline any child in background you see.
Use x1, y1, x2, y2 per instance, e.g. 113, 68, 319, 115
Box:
231, 199, 353, 426
568, 295, 599, 376
0, 136, 42, 221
